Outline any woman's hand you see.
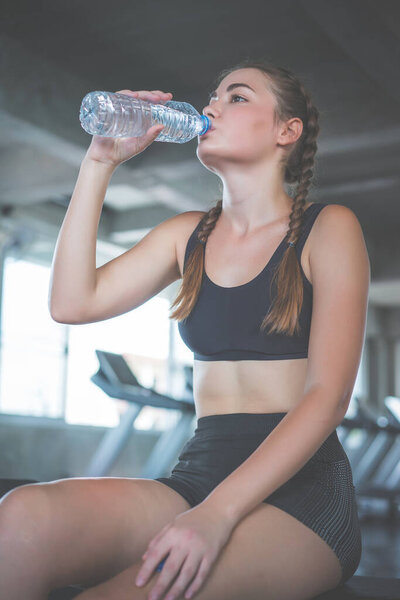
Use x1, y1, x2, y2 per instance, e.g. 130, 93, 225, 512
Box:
85, 89, 173, 167
135, 502, 236, 600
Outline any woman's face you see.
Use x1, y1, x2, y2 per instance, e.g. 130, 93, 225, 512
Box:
196, 68, 280, 174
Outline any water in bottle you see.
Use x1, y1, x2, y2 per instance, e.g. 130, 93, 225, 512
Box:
79, 91, 211, 143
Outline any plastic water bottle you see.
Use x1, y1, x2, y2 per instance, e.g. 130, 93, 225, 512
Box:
79, 91, 211, 143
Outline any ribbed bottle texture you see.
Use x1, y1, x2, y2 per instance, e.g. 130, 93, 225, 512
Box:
79, 91, 210, 143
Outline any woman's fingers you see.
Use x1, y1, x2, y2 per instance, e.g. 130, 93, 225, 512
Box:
157, 555, 201, 600
136, 550, 169, 587
115, 89, 173, 103
181, 556, 209, 599
146, 552, 188, 600
151, 90, 173, 96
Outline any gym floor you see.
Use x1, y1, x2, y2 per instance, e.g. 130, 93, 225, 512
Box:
357, 517, 400, 578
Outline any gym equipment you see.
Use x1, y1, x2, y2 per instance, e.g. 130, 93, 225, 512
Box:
379, 397, 400, 489
338, 397, 394, 490
338, 395, 400, 520
353, 396, 400, 520
86, 350, 196, 478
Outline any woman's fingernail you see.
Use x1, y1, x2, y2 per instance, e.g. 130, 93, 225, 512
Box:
136, 576, 144, 586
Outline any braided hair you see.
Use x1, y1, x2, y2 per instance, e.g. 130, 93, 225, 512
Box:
170, 59, 320, 336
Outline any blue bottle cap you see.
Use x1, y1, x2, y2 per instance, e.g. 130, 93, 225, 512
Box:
199, 115, 211, 135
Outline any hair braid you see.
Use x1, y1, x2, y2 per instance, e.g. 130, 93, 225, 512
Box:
262, 83, 320, 336
169, 200, 223, 321
197, 199, 223, 245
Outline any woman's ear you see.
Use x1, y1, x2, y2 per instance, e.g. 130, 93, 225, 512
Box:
277, 117, 303, 146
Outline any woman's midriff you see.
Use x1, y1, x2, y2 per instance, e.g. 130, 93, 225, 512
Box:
177, 204, 315, 419
192, 357, 308, 418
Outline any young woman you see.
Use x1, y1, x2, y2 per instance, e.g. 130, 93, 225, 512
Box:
0, 59, 370, 600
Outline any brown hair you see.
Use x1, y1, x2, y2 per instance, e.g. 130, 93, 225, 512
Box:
169, 58, 320, 336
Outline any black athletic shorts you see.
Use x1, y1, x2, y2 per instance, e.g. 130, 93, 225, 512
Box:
155, 411, 362, 585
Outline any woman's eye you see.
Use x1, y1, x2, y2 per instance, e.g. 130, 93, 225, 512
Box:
205, 94, 246, 108
231, 94, 246, 102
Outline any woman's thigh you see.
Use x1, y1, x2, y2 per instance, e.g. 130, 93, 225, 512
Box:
74, 502, 343, 600
0, 477, 191, 591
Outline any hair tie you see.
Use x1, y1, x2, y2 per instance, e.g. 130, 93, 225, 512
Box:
288, 241, 295, 247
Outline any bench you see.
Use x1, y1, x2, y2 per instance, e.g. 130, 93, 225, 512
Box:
48, 575, 400, 599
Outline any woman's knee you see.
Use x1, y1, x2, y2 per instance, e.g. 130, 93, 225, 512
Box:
0, 483, 54, 545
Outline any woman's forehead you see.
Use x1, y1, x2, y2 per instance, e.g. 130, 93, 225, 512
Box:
215, 68, 271, 97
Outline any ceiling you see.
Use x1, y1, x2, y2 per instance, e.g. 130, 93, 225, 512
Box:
1, 0, 399, 305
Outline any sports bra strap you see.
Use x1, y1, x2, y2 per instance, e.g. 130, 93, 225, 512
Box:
295, 203, 327, 259
183, 202, 328, 272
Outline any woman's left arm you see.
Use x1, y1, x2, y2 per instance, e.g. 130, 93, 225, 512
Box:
202, 204, 371, 525
135, 205, 370, 600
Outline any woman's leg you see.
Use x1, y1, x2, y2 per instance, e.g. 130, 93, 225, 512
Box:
73, 502, 343, 600
0, 477, 190, 600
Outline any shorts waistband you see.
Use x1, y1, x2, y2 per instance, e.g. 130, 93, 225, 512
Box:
197, 411, 288, 423
195, 412, 289, 437
194, 411, 341, 461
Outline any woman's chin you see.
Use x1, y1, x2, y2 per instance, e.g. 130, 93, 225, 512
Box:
196, 147, 241, 173
196, 141, 223, 161
196, 150, 220, 173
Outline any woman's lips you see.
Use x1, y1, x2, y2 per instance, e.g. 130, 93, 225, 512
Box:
200, 127, 216, 137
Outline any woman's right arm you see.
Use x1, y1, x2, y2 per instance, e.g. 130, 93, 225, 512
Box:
48, 88, 188, 324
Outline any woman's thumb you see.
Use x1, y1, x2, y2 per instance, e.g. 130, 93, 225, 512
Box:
150, 124, 165, 137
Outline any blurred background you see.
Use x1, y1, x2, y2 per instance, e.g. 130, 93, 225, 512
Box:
0, 0, 400, 582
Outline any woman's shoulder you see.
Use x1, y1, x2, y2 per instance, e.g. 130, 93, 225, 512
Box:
308, 203, 368, 269
176, 210, 207, 239
179, 209, 207, 225
174, 211, 207, 271
309, 202, 360, 231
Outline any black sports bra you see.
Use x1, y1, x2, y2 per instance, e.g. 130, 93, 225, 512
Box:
178, 202, 328, 361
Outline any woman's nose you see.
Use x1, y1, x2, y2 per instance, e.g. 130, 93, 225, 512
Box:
203, 104, 217, 118
203, 97, 221, 116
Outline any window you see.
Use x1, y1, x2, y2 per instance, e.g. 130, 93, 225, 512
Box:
0, 257, 66, 418
1, 257, 193, 431
65, 294, 173, 429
